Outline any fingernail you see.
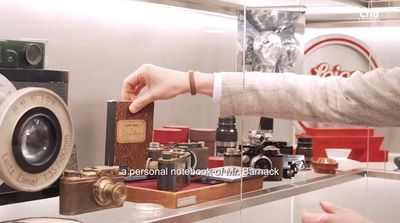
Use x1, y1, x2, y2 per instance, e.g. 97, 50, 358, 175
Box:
129, 104, 137, 113
320, 201, 332, 206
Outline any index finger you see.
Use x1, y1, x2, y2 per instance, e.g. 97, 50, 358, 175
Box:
121, 71, 142, 100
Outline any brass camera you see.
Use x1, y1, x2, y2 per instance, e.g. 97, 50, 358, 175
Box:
59, 166, 127, 215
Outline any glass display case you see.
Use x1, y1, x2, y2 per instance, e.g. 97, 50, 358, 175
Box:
0, 0, 399, 222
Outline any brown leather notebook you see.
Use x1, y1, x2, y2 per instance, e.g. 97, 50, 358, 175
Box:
105, 101, 154, 169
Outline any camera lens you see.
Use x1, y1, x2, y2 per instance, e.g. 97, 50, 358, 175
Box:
250, 155, 272, 169
20, 116, 55, 165
24, 43, 43, 66
216, 116, 238, 156
13, 107, 61, 173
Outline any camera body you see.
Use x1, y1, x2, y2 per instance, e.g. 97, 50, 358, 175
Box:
0, 68, 69, 103
282, 154, 305, 179
0, 40, 45, 69
172, 142, 209, 170
146, 144, 192, 191
157, 150, 191, 192
241, 130, 283, 181
147, 142, 208, 170
59, 166, 127, 215
0, 46, 75, 205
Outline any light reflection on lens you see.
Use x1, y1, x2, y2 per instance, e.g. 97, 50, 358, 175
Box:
20, 116, 54, 166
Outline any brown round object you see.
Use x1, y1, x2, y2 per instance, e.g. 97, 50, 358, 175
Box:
312, 158, 339, 174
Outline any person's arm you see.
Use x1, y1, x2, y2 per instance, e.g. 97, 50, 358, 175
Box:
121, 64, 213, 113
219, 67, 400, 127
122, 64, 400, 126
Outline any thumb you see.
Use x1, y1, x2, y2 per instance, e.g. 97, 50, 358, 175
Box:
129, 92, 153, 113
320, 201, 346, 214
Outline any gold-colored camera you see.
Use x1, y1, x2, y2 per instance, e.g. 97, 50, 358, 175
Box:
59, 166, 127, 215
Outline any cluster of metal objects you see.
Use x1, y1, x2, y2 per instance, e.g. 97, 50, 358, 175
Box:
223, 130, 307, 181
145, 142, 209, 191
238, 9, 305, 72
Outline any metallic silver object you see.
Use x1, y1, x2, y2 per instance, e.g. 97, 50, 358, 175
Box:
238, 8, 305, 73
248, 130, 266, 146
253, 31, 283, 72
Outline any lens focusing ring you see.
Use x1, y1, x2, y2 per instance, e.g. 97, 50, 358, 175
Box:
250, 155, 272, 170
94, 176, 127, 206
12, 107, 62, 173
248, 130, 266, 146
112, 182, 127, 205
0, 87, 74, 192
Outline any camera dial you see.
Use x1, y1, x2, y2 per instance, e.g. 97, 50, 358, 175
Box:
0, 73, 16, 186
0, 85, 73, 191
0, 72, 17, 103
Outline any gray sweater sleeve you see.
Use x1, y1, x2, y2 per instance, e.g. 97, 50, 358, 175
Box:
219, 67, 400, 127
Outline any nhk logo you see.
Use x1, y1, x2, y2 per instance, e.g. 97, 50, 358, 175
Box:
359, 10, 380, 22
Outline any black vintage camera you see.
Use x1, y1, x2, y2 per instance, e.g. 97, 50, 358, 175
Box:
0, 57, 75, 205
282, 154, 306, 179
0, 40, 46, 69
241, 130, 283, 181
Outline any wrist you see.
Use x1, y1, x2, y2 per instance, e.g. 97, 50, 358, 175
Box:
191, 71, 213, 97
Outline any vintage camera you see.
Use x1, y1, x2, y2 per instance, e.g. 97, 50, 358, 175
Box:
0, 72, 74, 205
241, 130, 283, 181
0, 61, 75, 205
59, 166, 127, 215
0, 40, 46, 69
223, 148, 242, 167
173, 142, 209, 169
157, 150, 191, 191
282, 154, 306, 179
147, 142, 208, 170
146, 145, 191, 191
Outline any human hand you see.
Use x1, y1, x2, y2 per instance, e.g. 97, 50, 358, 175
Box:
301, 201, 374, 223
122, 64, 213, 113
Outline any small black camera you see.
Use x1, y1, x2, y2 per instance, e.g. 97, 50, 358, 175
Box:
0, 40, 46, 69
242, 130, 283, 181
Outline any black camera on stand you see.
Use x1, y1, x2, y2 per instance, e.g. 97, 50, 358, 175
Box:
232, 130, 304, 181
241, 130, 283, 181
0, 40, 75, 205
